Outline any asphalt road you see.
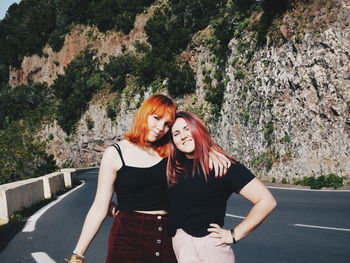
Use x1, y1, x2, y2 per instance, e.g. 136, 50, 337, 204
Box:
1, 169, 349, 263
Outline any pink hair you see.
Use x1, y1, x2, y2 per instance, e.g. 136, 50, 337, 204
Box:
167, 111, 236, 185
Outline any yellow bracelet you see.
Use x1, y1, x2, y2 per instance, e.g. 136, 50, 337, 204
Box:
72, 251, 84, 259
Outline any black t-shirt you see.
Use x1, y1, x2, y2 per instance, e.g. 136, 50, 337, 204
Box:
167, 159, 255, 237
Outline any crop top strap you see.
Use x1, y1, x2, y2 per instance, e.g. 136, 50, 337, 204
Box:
112, 143, 125, 167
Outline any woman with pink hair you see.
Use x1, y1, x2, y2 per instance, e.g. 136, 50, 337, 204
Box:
167, 111, 277, 263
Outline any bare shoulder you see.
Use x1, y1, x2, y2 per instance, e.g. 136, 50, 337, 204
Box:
101, 143, 123, 171
117, 139, 140, 155
118, 139, 133, 151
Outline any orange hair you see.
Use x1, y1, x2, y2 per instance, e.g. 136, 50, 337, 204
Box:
124, 94, 176, 157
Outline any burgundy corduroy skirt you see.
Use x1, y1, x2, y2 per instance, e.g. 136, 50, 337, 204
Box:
106, 211, 177, 263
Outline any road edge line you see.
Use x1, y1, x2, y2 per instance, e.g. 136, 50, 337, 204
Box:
266, 186, 350, 192
31, 252, 56, 263
292, 223, 350, 232
225, 213, 245, 219
22, 180, 85, 232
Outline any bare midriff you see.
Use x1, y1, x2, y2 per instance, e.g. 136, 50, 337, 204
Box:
134, 210, 168, 215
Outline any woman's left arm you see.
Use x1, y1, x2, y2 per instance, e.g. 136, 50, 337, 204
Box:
208, 178, 277, 245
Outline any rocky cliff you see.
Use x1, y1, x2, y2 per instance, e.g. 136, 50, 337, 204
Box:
9, 0, 350, 181
217, 0, 350, 181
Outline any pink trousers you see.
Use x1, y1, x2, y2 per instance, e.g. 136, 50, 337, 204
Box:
172, 229, 235, 263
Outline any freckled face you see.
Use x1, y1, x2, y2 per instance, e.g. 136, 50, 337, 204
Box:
147, 114, 172, 142
171, 118, 195, 158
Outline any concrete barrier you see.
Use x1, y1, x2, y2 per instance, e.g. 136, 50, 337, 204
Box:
0, 178, 44, 225
0, 168, 85, 225
61, 168, 77, 188
41, 172, 65, 199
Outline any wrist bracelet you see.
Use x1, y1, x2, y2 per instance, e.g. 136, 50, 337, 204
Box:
73, 251, 85, 259
230, 228, 237, 244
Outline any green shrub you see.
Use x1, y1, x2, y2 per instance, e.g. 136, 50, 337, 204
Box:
324, 174, 344, 188
245, 50, 254, 61
295, 174, 344, 189
9, 213, 25, 222
166, 62, 196, 97
205, 81, 225, 116
261, 60, 270, 67
238, 17, 251, 30
235, 68, 245, 80
0, 121, 57, 184
252, 153, 273, 171
240, 111, 250, 125
253, 0, 291, 46
281, 178, 288, 184
203, 75, 212, 84
86, 118, 94, 130
106, 104, 117, 121
53, 50, 105, 135
0, 82, 54, 130
104, 53, 138, 91
0, 0, 155, 70
47, 29, 66, 52
0, 0, 57, 68
134, 41, 150, 53
87, 0, 154, 33
263, 121, 274, 145
61, 159, 74, 168
214, 69, 223, 82
251, 149, 280, 171
134, 54, 162, 86
283, 133, 291, 143
0, 63, 9, 86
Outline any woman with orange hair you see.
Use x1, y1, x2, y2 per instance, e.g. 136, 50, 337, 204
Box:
68, 95, 229, 263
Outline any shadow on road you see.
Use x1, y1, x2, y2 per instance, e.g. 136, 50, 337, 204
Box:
0, 220, 26, 253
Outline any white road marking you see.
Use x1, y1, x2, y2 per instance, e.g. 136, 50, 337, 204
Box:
293, 224, 350, 232
31, 252, 56, 263
22, 180, 85, 232
225, 213, 245, 219
266, 186, 350, 192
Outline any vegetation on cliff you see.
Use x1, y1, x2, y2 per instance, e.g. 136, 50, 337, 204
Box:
0, 0, 154, 75
53, 50, 105, 135
4, 0, 340, 184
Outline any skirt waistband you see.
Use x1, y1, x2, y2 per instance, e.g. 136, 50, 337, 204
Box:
118, 210, 169, 220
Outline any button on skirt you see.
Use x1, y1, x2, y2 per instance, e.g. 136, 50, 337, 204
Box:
106, 211, 177, 263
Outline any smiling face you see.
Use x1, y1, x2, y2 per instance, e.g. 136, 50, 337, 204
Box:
146, 114, 172, 142
171, 118, 195, 158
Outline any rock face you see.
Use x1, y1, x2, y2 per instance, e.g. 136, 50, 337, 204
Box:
9, 7, 153, 87
10, 6, 155, 167
217, 0, 350, 181
39, 92, 145, 167
9, 1, 350, 181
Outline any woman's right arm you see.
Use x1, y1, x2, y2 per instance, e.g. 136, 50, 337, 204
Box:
71, 146, 122, 257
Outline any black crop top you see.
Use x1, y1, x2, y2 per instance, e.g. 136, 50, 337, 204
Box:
112, 144, 168, 211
